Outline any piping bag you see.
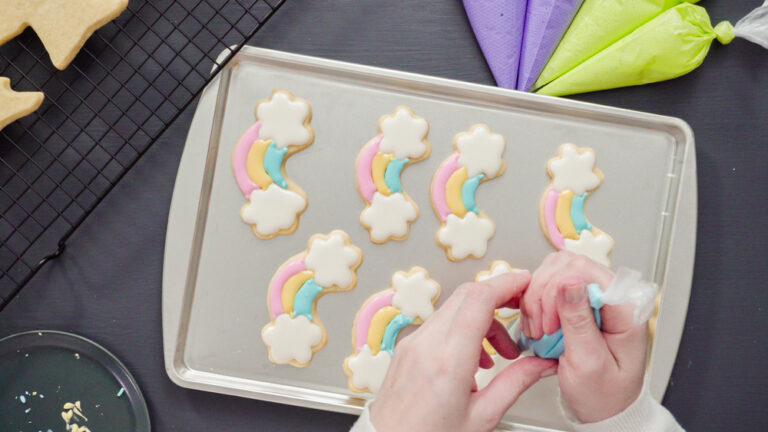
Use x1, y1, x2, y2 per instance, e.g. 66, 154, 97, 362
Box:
516, 267, 659, 359
537, 2, 768, 96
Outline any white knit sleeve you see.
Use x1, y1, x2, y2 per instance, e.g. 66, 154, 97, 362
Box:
562, 386, 684, 432
350, 402, 377, 432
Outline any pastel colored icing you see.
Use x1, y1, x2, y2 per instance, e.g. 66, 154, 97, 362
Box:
380, 313, 413, 355
233, 121, 262, 198
367, 306, 400, 355
355, 291, 396, 351
292, 278, 323, 320
446, 167, 469, 218
269, 258, 306, 319
281, 270, 314, 316
246, 139, 273, 189
570, 192, 592, 233
555, 190, 579, 240
372, 152, 394, 196
431, 154, 461, 222
461, 173, 484, 214
264, 141, 289, 188
357, 136, 382, 203
544, 187, 565, 249
384, 157, 408, 194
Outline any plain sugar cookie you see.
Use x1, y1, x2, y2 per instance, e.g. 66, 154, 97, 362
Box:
0, 0, 129, 70
356, 106, 430, 243
539, 143, 614, 266
431, 125, 506, 261
343, 267, 440, 393
262, 230, 362, 367
233, 90, 314, 239
0, 77, 43, 131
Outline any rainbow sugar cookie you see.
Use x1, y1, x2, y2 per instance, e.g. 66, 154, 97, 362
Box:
343, 267, 440, 393
232, 90, 314, 239
539, 143, 614, 266
431, 125, 506, 261
262, 230, 362, 367
356, 107, 430, 243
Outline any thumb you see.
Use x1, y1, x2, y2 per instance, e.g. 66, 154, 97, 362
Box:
469, 357, 557, 428
557, 283, 608, 362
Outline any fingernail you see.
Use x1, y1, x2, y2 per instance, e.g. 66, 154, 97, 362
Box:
540, 367, 558, 378
565, 284, 586, 304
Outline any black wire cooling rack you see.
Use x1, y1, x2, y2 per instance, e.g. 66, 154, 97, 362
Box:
0, 0, 286, 308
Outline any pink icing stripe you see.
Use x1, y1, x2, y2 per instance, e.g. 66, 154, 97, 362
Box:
544, 187, 565, 250
268, 258, 306, 319
356, 136, 381, 203
431, 154, 461, 221
355, 290, 395, 352
232, 121, 262, 198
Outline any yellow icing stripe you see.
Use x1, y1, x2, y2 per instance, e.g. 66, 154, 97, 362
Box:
446, 167, 468, 217
367, 306, 400, 355
372, 153, 394, 196
281, 271, 314, 316
246, 139, 274, 189
555, 190, 579, 240
482, 339, 497, 356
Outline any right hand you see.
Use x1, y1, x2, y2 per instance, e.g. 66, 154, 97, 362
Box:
520, 252, 648, 423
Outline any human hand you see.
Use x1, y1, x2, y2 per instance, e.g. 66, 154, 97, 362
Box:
520, 252, 647, 423
370, 271, 557, 432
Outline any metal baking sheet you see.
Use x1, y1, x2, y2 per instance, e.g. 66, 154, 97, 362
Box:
163, 47, 696, 431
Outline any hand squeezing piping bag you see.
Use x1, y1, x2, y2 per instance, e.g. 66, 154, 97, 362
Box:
536, 2, 768, 96
516, 267, 659, 359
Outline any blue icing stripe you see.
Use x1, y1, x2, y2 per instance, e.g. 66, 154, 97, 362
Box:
384, 157, 409, 194
517, 284, 603, 359
461, 174, 484, 214
380, 313, 413, 355
292, 279, 323, 320
264, 141, 289, 188
570, 192, 593, 233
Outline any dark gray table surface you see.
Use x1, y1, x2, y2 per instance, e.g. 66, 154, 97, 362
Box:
2, 1, 767, 430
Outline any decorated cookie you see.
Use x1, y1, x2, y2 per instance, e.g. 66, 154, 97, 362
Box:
473, 261, 522, 389
343, 267, 440, 393
0, 0, 129, 70
233, 90, 314, 239
356, 107, 430, 243
431, 125, 506, 261
262, 230, 362, 367
539, 143, 614, 266
0, 77, 43, 131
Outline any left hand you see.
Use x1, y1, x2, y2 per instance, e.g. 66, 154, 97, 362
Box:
369, 271, 557, 432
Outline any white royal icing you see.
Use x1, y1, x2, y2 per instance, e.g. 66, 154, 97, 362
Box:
549, 143, 601, 195
263, 314, 322, 365
305, 233, 361, 288
256, 91, 312, 148
379, 108, 429, 160
391, 270, 439, 321
347, 344, 392, 393
564, 230, 614, 267
475, 353, 517, 390
456, 125, 505, 178
241, 184, 306, 236
437, 212, 495, 260
477, 262, 519, 318
360, 192, 418, 242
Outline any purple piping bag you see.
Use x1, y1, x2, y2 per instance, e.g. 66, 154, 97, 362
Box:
517, 0, 584, 92
463, 0, 528, 89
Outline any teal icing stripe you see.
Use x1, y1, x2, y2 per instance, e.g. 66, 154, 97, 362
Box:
264, 141, 289, 188
461, 174, 484, 214
384, 157, 409, 194
292, 279, 323, 320
570, 192, 593, 233
380, 314, 413, 355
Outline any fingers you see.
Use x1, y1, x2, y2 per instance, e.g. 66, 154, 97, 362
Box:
486, 318, 520, 360
479, 347, 494, 369
521, 257, 558, 339
557, 283, 608, 362
604, 323, 649, 370
470, 357, 557, 427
